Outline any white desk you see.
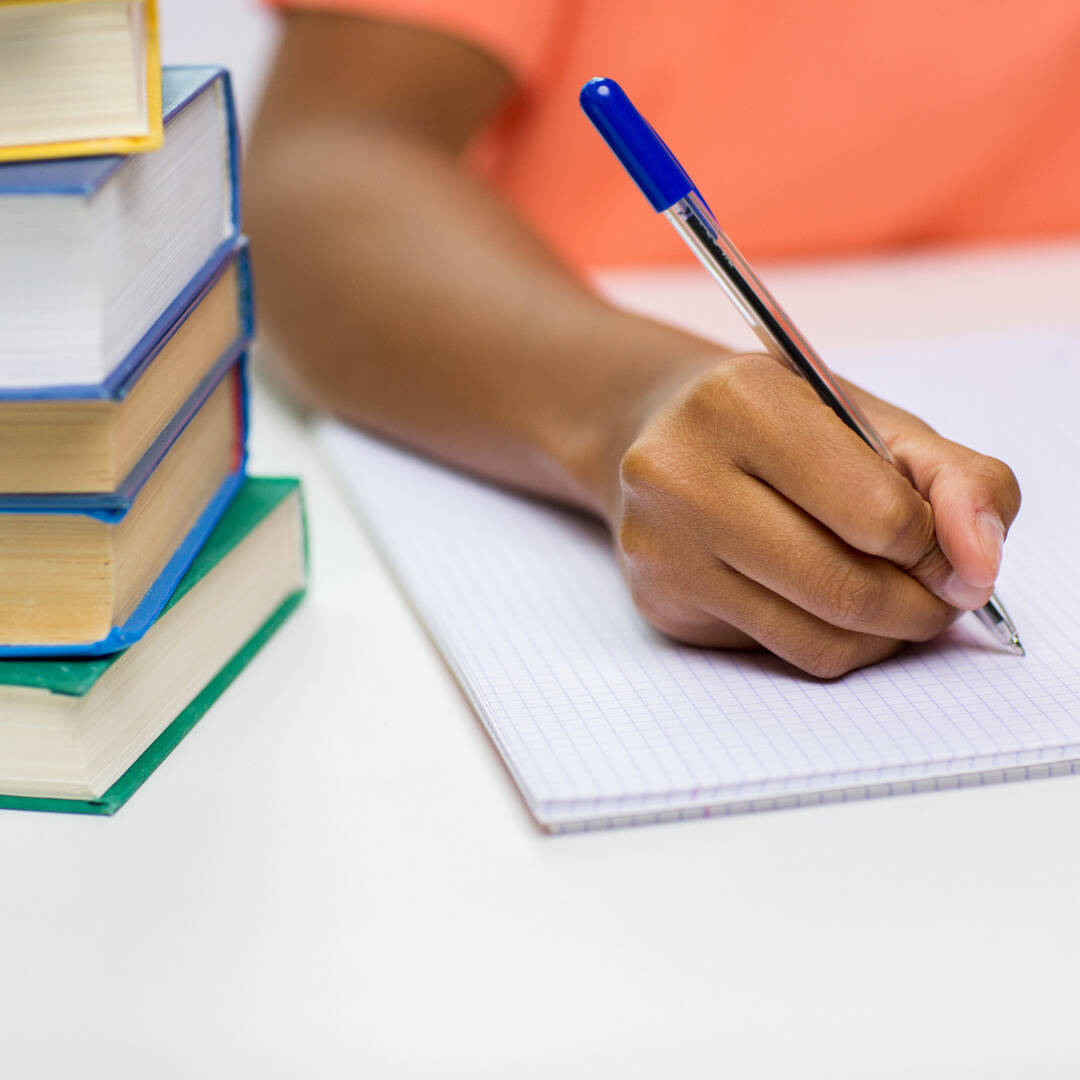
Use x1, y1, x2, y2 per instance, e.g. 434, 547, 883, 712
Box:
2, 243, 1079, 1078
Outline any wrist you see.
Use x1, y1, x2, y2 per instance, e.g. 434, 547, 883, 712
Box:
545, 309, 730, 524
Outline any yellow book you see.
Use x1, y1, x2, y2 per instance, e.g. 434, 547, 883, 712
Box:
0, 0, 162, 162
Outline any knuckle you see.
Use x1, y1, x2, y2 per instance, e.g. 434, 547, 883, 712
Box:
618, 442, 661, 495
626, 580, 687, 637
619, 432, 731, 526
869, 482, 930, 554
814, 559, 884, 627
618, 439, 696, 508
685, 354, 796, 455
724, 351, 776, 381
616, 514, 651, 568
700, 353, 775, 408
797, 634, 861, 680
874, 484, 916, 538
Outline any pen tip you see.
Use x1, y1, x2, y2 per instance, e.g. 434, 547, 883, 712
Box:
1009, 634, 1026, 657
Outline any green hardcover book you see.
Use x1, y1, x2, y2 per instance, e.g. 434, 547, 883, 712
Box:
0, 477, 307, 815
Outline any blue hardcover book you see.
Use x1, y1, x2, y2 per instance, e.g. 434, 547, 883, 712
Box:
0, 66, 242, 392
0, 239, 253, 507
0, 360, 249, 658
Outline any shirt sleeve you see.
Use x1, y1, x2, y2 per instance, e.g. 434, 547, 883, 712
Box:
261, 0, 568, 83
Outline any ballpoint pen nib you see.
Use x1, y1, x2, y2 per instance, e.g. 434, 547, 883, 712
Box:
982, 594, 1024, 656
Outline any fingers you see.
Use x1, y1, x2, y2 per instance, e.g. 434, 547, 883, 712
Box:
892, 432, 1020, 592
614, 352, 1023, 678
617, 464, 949, 675
704, 356, 998, 611
712, 357, 928, 557
701, 471, 957, 642
841, 379, 1022, 593
630, 559, 904, 679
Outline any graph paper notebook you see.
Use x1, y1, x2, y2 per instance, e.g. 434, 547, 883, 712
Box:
320, 330, 1080, 831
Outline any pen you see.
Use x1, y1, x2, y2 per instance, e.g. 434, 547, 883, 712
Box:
580, 76, 1024, 657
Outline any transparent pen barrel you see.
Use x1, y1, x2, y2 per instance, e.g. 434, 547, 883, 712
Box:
664, 193, 1022, 653
663, 192, 895, 464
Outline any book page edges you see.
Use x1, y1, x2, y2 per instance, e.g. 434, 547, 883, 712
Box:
0, 0, 163, 163
0, 589, 305, 816
0, 486, 308, 806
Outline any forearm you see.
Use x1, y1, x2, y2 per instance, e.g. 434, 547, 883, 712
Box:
246, 121, 723, 518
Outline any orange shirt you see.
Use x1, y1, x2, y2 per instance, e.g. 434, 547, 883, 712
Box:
268, 0, 1080, 268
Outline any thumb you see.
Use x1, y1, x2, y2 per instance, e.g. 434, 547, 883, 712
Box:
841, 379, 1022, 607
891, 428, 1022, 594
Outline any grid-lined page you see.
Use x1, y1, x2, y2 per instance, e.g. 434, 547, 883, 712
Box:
320, 331, 1080, 829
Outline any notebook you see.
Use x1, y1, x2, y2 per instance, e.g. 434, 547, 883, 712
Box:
319, 329, 1080, 831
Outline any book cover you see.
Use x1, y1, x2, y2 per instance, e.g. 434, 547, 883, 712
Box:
0, 66, 236, 206
0, 477, 308, 815
0, 362, 249, 658
0, 236, 252, 403
0, 241, 253, 505
0, 66, 243, 391
0, 0, 164, 163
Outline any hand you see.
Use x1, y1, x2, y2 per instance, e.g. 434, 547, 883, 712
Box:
607, 352, 1021, 677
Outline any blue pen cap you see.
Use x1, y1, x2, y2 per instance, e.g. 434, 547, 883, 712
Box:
579, 76, 694, 213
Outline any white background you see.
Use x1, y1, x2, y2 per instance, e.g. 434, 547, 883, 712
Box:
159, 0, 277, 129
3, 3, 1079, 1076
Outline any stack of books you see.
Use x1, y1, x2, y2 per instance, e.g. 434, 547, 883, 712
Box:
0, 2, 307, 814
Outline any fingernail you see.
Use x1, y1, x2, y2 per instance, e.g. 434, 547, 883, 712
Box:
941, 572, 993, 611
975, 510, 1005, 581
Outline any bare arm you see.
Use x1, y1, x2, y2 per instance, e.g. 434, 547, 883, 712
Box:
247, 14, 1020, 677
246, 14, 716, 514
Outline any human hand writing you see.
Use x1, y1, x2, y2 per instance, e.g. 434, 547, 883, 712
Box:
606, 352, 1021, 677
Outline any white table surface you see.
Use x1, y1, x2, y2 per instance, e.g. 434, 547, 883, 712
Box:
3, 242, 1080, 1078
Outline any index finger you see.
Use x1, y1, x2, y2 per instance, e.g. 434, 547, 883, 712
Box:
720, 357, 943, 571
